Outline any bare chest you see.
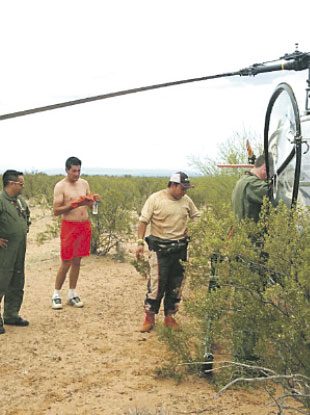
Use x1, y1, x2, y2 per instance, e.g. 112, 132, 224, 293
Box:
63, 183, 88, 203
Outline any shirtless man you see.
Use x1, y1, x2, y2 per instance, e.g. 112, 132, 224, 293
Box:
51, 157, 100, 310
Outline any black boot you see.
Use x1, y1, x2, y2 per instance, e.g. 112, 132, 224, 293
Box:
202, 353, 214, 376
4, 316, 29, 326
0, 298, 5, 334
0, 316, 5, 334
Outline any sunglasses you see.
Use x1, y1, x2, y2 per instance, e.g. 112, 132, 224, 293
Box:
11, 181, 25, 186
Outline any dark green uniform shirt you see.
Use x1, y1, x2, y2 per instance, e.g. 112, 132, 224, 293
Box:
232, 173, 268, 223
0, 190, 30, 238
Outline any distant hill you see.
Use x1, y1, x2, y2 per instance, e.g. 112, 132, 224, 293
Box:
40, 168, 201, 177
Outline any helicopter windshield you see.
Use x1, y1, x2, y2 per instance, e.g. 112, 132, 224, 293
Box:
298, 115, 310, 207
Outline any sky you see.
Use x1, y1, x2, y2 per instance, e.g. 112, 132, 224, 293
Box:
0, 0, 310, 174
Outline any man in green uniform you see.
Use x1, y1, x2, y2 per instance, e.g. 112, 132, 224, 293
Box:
231, 154, 270, 363
0, 170, 30, 334
232, 154, 269, 223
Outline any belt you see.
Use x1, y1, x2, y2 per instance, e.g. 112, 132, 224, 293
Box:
145, 235, 188, 252
157, 238, 188, 249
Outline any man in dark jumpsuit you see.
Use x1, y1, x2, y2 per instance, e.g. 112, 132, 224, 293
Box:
0, 170, 30, 334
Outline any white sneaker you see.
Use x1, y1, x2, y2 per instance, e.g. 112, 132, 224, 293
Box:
67, 296, 84, 308
52, 297, 62, 310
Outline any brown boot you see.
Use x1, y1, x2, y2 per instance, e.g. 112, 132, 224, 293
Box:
164, 315, 180, 331
140, 313, 155, 333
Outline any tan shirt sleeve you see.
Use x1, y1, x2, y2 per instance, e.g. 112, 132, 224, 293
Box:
187, 196, 201, 220
139, 193, 156, 224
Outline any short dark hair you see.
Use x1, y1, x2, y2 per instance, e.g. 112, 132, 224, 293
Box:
65, 157, 82, 170
255, 153, 273, 168
255, 154, 266, 168
2, 170, 23, 187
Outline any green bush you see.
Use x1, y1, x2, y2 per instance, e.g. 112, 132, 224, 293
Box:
89, 185, 134, 255
8, 173, 167, 255
159, 201, 310, 410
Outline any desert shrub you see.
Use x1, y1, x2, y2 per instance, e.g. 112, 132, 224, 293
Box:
36, 214, 61, 245
11, 172, 237, 256
131, 256, 150, 279
126, 177, 166, 216
89, 185, 135, 255
159, 200, 310, 412
23, 172, 60, 204
189, 176, 238, 208
189, 128, 262, 178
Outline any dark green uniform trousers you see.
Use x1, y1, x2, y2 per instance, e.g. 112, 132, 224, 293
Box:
0, 235, 26, 319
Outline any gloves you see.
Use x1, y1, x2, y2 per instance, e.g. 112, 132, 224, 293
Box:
71, 194, 95, 208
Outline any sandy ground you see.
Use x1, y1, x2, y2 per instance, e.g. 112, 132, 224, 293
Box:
0, 206, 275, 415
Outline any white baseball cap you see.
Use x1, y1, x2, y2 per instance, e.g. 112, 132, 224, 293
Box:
169, 171, 194, 188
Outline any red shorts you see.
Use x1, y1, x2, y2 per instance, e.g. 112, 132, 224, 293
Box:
60, 220, 92, 261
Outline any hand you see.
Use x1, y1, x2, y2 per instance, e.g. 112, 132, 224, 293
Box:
136, 244, 144, 260
77, 199, 93, 207
71, 194, 98, 209
0, 238, 8, 248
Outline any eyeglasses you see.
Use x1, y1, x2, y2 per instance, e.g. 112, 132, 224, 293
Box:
11, 181, 25, 186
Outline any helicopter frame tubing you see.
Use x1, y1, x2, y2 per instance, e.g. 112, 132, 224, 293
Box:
264, 82, 302, 207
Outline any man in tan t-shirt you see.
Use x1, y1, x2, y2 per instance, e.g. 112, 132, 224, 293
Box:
51, 157, 100, 310
136, 172, 200, 332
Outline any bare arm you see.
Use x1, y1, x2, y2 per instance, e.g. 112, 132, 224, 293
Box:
53, 184, 73, 216
136, 221, 147, 259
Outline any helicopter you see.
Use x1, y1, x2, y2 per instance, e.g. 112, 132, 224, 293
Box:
1, 45, 310, 209
215, 44, 310, 209
264, 77, 310, 209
